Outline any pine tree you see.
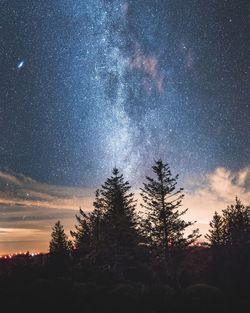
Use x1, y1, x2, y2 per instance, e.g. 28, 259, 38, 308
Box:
71, 169, 140, 267
222, 197, 250, 247
70, 208, 92, 255
205, 211, 224, 247
49, 221, 70, 259
71, 190, 105, 257
140, 160, 200, 260
206, 198, 250, 287
98, 168, 140, 265
206, 198, 250, 248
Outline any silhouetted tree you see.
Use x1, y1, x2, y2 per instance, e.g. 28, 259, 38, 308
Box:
98, 168, 140, 266
140, 160, 200, 260
71, 208, 92, 255
222, 197, 250, 247
206, 198, 250, 248
49, 221, 71, 260
206, 198, 250, 291
205, 212, 225, 284
71, 169, 140, 270
205, 212, 224, 247
71, 190, 106, 257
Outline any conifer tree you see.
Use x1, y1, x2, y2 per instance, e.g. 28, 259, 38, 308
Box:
205, 211, 224, 247
70, 208, 92, 255
206, 199, 250, 248
98, 168, 139, 265
71, 190, 105, 257
71, 169, 140, 266
140, 160, 199, 260
222, 197, 250, 247
206, 198, 250, 286
49, 221, 70, 259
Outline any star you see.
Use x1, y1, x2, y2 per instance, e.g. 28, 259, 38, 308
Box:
17, 60, 24, 70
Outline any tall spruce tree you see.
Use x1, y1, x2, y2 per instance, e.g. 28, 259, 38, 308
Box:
71, 169, 140, 266
49, 221, 71, 259
205, 211, 224, 247
140, 160, 199, 260
98, 168, 139, 265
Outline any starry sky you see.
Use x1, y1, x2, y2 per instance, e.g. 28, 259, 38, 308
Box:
0, 0, 249, 253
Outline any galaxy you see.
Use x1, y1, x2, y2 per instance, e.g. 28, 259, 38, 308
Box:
0, 0, 249, 253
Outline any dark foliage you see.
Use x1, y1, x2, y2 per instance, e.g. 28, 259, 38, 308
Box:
206, 198, 250, 295
49, 221, 71, 258
205, 211, 224, 247
71, 168, 141, 278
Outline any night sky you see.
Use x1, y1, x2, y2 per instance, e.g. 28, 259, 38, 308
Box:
0, 0, 249, 253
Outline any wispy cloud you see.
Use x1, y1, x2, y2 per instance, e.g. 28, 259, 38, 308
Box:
0, 170, 94, 211
183, 166, 250, 236
0, 170, 95, 253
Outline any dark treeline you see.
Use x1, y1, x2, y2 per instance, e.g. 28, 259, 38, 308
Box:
1, 160, 250, 312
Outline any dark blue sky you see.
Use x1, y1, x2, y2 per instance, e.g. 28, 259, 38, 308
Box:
0, 0, 249, 187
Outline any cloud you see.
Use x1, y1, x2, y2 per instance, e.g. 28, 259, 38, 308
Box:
0, 169, 96, 232
0, 170, 95, 253
183, 166, 250, 236
0, 171, 22, 185
0, 227, 53, 254
0, 170, 94, 211
128, 43, 164, 93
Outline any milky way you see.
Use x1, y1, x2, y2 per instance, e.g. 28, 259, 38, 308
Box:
0, 0, 249, 253
0, 0, 249, 187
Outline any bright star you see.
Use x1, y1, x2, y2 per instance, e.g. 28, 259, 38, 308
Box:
17, 60, 24, 69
